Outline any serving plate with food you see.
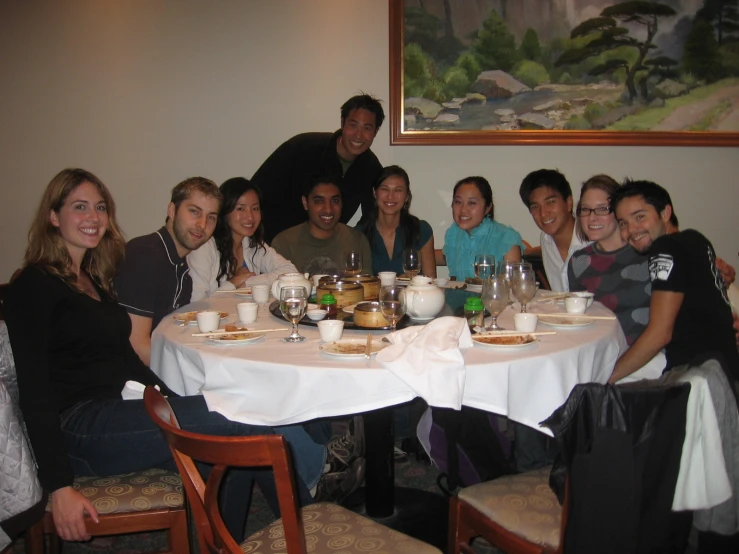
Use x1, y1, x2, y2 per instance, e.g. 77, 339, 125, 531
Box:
471, 334, 537, 349
319, 339, 388, 358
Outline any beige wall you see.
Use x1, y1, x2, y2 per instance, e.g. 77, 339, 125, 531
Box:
1, 0, 737, 281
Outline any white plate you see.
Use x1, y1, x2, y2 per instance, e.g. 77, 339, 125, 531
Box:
206, 331, 265, 345
319, 339, 387, 358
538, 316, 594, 328
173, 311, 229, 325
235, 289, 253, 298
466, 284, 482, 293
342, 304, 359, 315
472, 335, 537, 349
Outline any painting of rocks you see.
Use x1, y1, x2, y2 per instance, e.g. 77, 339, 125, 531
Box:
401, 0, 739, 134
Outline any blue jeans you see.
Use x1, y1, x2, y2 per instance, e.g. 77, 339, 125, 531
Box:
60, 396, 323, 541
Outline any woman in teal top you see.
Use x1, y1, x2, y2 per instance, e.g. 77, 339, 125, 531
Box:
438, 176, 525, 280
358, 166, 436, 277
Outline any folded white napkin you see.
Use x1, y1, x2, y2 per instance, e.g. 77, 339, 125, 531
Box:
375, 316, 473, 409
121, 381, 159, 401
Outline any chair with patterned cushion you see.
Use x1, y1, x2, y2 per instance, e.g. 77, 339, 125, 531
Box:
143, 385, 442, 554
448, 466, 566, 554
24, 467, 189, 554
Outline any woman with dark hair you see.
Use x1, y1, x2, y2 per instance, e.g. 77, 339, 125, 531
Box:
437, 176, 524, 281
357, 165, 436, 277
188, 177, 297, 301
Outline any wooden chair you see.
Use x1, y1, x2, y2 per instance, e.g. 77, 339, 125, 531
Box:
24, 468, 190, 554
448, 466, 567, 554
143, 386, 442, 554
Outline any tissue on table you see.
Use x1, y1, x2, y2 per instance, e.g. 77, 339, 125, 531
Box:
375, 316, 472, 409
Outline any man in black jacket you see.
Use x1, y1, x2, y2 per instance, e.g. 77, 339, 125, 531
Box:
251, 94, 384, 243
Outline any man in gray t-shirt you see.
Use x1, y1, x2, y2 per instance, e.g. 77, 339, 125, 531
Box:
272, 177, 372, 276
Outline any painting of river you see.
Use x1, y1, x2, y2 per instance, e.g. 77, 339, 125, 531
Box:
390, 0, 739, 145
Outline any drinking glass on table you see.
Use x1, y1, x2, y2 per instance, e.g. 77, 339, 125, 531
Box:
474, 254, 495, 281
279, 286, 308, 342
379, 285, 406, 331
402, 248, 421, 277
345, 251, 363, 277
481, 276, 509, 331
496, 260, 532, 283
511, 268, 537, 313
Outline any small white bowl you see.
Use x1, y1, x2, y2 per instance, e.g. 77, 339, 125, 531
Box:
306, 309, 328, 321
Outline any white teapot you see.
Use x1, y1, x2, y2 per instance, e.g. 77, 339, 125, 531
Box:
271, 272, 312, 300
402, 275, 445, 321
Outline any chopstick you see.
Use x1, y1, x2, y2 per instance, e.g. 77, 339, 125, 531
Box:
364, 334, 373, 359
213, 288, 252, 294
192, 328, 288, 337
537, 313, 616, 320
476, 331, 557, 337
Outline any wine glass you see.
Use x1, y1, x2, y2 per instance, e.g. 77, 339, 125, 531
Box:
496, 260, 532, 283
474, 254, 495, 281
481, 276, 509, 331
511, 268, 537, 313
379, 285, 406, 331
402, 248, 421, 278
345, 251, 362, 277
279, 286, 308, 342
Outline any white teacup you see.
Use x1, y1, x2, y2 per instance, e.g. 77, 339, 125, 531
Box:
317, 320, 344, 342
569, 291, 594, 307
196, 310, 221, 333
252, 285, 270, 303
434, 277, 449, 287
565, 296, 588, 314
378, 271, 396, 287
513, 313, 538, 332
237, 302, 259, 323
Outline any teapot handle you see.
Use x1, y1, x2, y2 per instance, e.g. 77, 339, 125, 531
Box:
405, 290, 417, 314
271, 280, 281, 299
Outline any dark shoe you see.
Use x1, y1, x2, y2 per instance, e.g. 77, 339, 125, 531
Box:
314, 457, 366, 503
326, 416, 365, 471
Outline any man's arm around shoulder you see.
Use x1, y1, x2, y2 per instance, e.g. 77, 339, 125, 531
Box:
609, 290, 683, 383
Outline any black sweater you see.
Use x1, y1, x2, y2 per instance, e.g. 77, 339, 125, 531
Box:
4, 266, 173, 491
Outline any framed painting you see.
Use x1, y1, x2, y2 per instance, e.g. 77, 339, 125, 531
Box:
389, 0, 739, 146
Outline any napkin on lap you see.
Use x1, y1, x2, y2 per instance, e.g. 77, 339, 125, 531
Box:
376, 316, 472, 409
121, 381, 159, 400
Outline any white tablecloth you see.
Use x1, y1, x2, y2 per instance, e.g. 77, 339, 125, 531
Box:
150, 293, 633, 434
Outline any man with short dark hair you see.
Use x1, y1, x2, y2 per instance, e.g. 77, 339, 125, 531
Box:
609, 180, 739, 387
115, 177, 223, 366
252, 94, 385, 242
519, 169, 588, 291
272, 177, 372, 276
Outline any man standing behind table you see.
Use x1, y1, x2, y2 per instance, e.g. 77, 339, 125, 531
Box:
272, 177, 372, 276
609, 180, 739, 387
519, 169, 589, 292
115, 177, 222, 366
251, 94, 384, 243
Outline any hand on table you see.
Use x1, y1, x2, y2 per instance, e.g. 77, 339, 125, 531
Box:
51, 486, 99, 541
229, 267, 256, 288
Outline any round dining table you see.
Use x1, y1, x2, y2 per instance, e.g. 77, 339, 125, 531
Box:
149, 288, 646, 526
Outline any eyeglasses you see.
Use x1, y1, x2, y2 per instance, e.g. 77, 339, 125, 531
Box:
577, 206, 612, 217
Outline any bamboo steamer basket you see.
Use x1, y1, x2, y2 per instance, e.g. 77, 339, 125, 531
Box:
352, 301, 390, 328
343, 274, 380, 300
315, 281, 364, 309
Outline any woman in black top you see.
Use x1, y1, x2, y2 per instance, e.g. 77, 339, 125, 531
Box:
4, 169, 328, 543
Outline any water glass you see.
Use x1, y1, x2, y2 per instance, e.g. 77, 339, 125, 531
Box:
402, 248, 421, 277
511, 268, 537, 313
279, 286, 307, 342
474, 254, 495, 281
481, 276, 509, 331
345, 251, 363, 277
379, 285, 406, 331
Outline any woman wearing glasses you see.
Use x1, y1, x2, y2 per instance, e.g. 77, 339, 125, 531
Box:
567, 175, 651, 345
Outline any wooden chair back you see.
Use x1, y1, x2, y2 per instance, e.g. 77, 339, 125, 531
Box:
143, 386, 308, 554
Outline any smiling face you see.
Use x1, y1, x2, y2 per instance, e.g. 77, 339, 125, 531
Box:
374, 175, 408, 217
337, 108, 378, 162
50, 181, 109, 262
578, 188, 620, 247
615, 195, 671, 254
167, 191, 220, 256
452, 182, 491, 232
527, 186, 574, 238
302, 183, 342, 239
226, 190, 261, 244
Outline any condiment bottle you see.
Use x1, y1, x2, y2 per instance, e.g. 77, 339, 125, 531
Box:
320, 294, 338, 320
464, 297, 484, 330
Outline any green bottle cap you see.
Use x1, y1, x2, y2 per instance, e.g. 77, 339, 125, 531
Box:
464, 297, 483, 310
321, 294, 337, 305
